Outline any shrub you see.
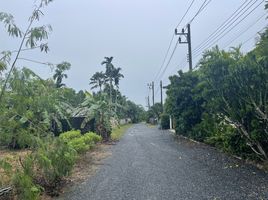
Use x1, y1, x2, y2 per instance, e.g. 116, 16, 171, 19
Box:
33, 138, 77, 185
59, 130, 81, 143
160, 114, 170, 130
12, 172, 41, 200
67, 137, 89, 153
83, 132, 102, 144
17, 137, 77, 197
59, 130, 101, 153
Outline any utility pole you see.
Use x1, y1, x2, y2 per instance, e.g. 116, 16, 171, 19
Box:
147, 83, 152, 108
175, 23, 193, 71
147, 96, 150, 109
160, 80, 163, 111
152, 81, 155, 106
148, 82, 154, 106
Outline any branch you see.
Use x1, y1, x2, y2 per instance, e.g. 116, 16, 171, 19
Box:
11, 43, 49, 53
0, 12, 36, 103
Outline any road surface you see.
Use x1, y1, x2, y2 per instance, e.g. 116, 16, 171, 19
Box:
59, 124, 268, 200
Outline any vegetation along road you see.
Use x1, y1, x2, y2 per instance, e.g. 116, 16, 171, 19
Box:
58, 124, 268, 200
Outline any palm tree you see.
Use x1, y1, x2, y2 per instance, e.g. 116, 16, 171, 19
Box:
101, 57, 115, 110
112, 67, 124, 112
53, 62, 71, 88
89, 71, 107, 92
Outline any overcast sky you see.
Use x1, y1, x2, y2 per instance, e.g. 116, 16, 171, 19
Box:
1, 0, 267, 107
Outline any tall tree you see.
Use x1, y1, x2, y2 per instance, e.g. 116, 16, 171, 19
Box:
53, 62, 71, 88
0, 0, 53, 103
89, 71, 107, 92
113, 67, 124, 112
101, 57, 115, 111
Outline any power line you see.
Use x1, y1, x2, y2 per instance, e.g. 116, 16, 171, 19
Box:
193, 0, 265, 57
192, 0, 254, 54
155, 0, 206, 87
156, 0, 212, 85
157, 38, 180, 82
222, 12, 266, 49
154, 0, 197, 83
155, 38, 180, 95
153, 34, 175, 82
176, 0, 196, 28
241, 26, 266, 45
17, 57, 55, 66
188, 0, 212, 24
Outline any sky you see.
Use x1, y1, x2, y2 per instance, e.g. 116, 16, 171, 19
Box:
0, 0, 267, 108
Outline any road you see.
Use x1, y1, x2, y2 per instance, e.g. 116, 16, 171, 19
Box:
59, 124, 268, 200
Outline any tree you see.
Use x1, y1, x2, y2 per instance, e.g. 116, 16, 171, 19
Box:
53, 62, 71, 88
72, 92, 112, 141
0, 67, 72, 148
89, 71, 107, 92
198, 46, 268, 160
165, 70, 205, 138
101, 57, 115, 111
113, 67, 124, 112
0, 0, 53, 102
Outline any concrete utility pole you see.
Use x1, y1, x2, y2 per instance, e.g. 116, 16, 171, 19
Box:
175, 23, 193, 71
147, 83, 152, 108
148, 82, 154, 106
160, 80, 163, 111
152, 81, 155, 106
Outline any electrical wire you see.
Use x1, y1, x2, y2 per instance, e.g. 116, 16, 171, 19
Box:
154, 0, 212, 88
241, 26, 266, 45
176, 0, 196, 28
153, 34, 175, 82
194, 0, 265, 58
155, 39, 180, 96
17, 57, 55, 66
188, 0, 212, 24
193, 0, 264, 57
156, 38, 180, 84
222, 12, 266, 49
192, 0, 252, 54
153, 0, 197, 83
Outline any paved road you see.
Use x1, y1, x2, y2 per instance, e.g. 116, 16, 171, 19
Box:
59, 124, 268, 200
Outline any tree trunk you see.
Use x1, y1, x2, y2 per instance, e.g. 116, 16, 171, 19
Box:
109, 79, 112, 112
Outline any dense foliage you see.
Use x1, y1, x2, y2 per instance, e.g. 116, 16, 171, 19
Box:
146, 103, 163, 124
165, 29, 268, 161
160, 113, 170, 130
0, 131, 101, 199
0, 0, 143, 199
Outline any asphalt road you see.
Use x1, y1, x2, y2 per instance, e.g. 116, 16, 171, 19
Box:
59, 124, 268, 200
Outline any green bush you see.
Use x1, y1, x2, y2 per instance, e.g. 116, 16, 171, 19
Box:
83, 132, 102, 144
34, 138, 77, 185
12, 172, 41, 200
1, 137, 77, 199
11, 155, 41, 200
59, 130, 81, 143
67, 137, 89, 153
160, 114, 170, 130
59, 130, 102, 153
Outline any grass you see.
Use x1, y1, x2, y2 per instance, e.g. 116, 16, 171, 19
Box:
0, 149, 31, 187
146, 123, 156, 128
111, 124, 132, 141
